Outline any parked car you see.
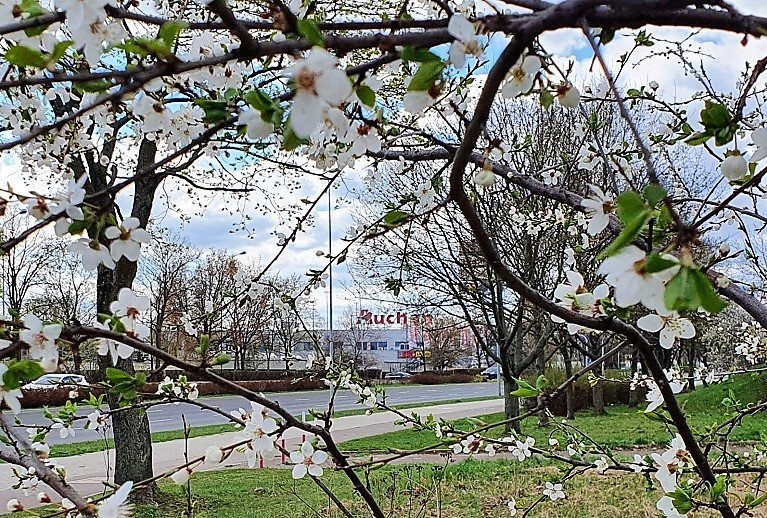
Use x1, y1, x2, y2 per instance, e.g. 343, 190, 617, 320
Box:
480, 365, 500, 381
384, 371, 413, 380
23, 374, 88, 390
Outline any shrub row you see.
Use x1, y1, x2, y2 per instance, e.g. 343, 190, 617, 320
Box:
409, 373, 476, 384
13, 377, 327, 409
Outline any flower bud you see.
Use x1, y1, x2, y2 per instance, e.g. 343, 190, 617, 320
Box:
721, 152, 748, 181
171, 467, 192, 485
204, 446, 224, 466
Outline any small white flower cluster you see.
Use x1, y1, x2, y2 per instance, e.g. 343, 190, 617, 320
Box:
236, 402, 278, 467
641, 369, 684, 413
67, 217, 151, 271
19, 314, 62, 372
735, 322, 767, 364
156, 375, 200, 401
552, 270, 609, 335
324, 364, 377, 407
651, 435, 693, 517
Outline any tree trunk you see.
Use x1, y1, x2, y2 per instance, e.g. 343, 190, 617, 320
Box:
503, 378, 521, 434
536, 339, 549, 427
687, 342, 696, 392
592, 382, 606, 415
628, 349, 639, 408
97, 267, 156, 501
89, 139, 159, 500
563, 346, 575, 419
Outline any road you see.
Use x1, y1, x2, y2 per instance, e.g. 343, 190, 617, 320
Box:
7, 381, 502, 445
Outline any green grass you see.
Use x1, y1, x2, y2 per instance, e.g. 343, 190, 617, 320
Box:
122, 461, 671, 518
339, 373, 767, 453
48, 396, 499, 458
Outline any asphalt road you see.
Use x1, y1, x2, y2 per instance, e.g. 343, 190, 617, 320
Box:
7, 381, 502, 446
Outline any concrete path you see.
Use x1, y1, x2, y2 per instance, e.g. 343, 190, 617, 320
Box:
7, 382, 503, 446
0, 399, 503, 509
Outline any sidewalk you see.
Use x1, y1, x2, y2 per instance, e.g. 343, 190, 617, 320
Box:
0, 399, 503, 508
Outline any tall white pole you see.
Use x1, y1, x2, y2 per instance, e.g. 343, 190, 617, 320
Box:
328, 184, 333, 361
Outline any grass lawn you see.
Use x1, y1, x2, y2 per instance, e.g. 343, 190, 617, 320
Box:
48, 395, 500, 458
121, 460, 674, 518
339, 373, 767, 453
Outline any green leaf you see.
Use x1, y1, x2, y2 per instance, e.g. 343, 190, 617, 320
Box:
66, 219, 89, 235
74, 79, 111, 93
710, 475, 727, 502
244, 89, 274, 112
158, 21, 187, 49
297, 19, 324, 47
644, 253, 678, 274
407, 61, 445, 92
700, 101, 732, 130
598, 28, 616, 45
194, 99, 230, 124
382, 210, 410, 227
2, 360, 45, 390
50, 41, 73, 64
616, 191, 647, 226
510, 388, 540, 398
213, 353, 232, 366
643, 183, 667, 207
539, 88, 554, 109
5, 45, 48, 68
664, 267, 726, 314
599, 190, 651, 258
685, 131, 712, 146
282, 122, 310, 151
535, 375, 548, 390
105, 367, 132, 384
356, 85, 376, 107
401, 47, 441, 63
691, 269, 727, 314
670, 488, 693, 514
599, 208, 650, 259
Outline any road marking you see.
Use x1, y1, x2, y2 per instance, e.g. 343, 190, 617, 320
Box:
295, 398, 310, 401
152, 418, 173, 423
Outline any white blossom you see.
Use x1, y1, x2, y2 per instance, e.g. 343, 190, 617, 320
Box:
750, 127, 767, 162
67, 238, 116, 271
721, 152, 748, 181
97, 480, 133, 518
104, 217, 151, 262
557, 83, 581, 108
20, 314, 61, 371
239, 109, 274, 140
286, 48, 352, 138
109, 288, 151, 339
637, 310, 695, 349
502, 55, 541, 98
581, 185, 614, 236
598, 246, 678, 311
290, 441, 328, 479
447, 14, 482, 68
543, 481, 565, 501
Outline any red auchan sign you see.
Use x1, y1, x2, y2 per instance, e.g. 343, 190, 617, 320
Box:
357, 309, 433, 326
358, 309, 408, 325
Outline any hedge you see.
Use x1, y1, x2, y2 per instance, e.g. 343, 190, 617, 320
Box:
11, 377, 327, 409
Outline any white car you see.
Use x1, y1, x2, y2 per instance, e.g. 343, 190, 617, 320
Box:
23, 374, 88, 390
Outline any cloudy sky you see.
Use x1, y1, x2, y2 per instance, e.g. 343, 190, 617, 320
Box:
6, 0, 767, 326
176, 0, 767, 324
